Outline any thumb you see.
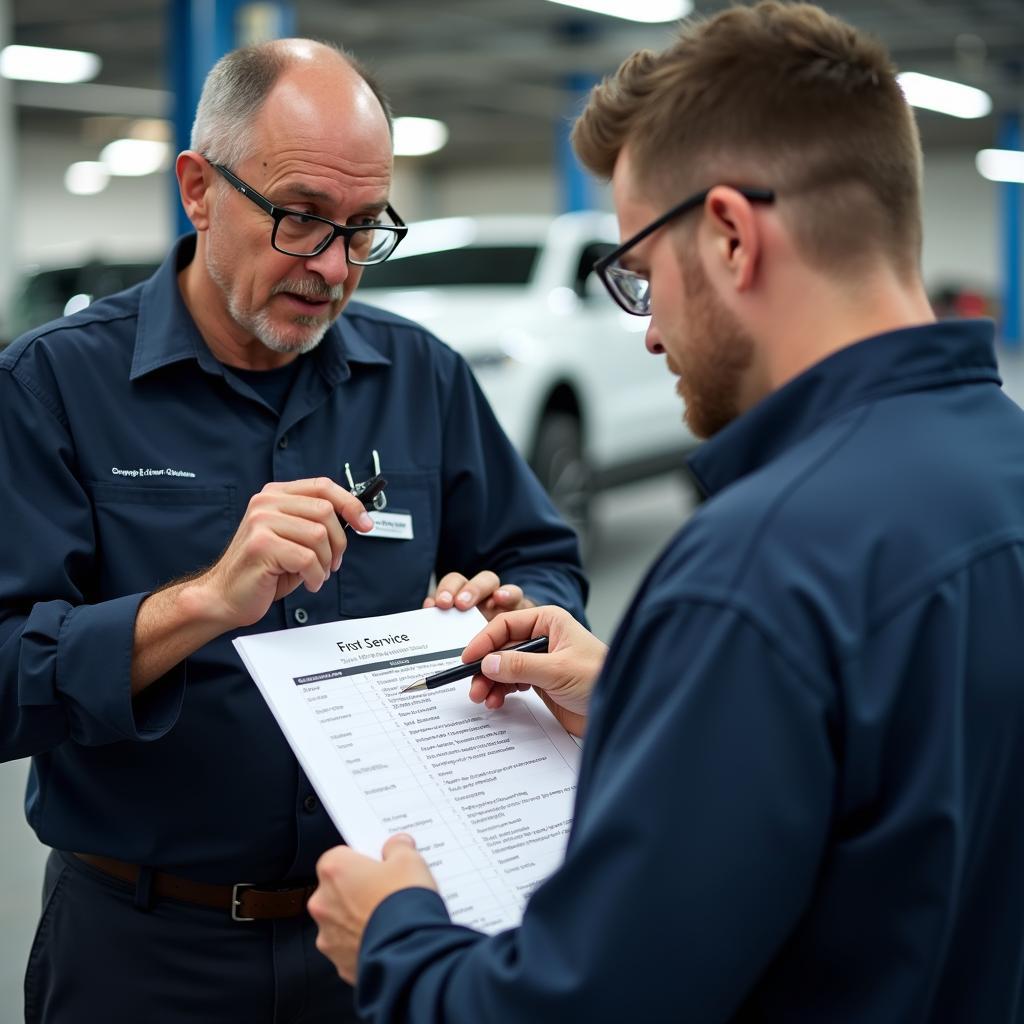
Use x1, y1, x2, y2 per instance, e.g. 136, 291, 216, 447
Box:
382, 833, 416, 860
481, 649, 559, 690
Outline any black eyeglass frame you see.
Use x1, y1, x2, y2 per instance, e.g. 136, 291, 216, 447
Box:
209, 161, 408, 264
593, 186, 776, 316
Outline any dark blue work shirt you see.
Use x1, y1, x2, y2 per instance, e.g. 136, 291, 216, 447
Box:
356, 319, 1024, 1023
0, 236, 586, 883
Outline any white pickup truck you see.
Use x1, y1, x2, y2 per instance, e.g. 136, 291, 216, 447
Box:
8, 212, 697, 539
358, 211, 697, 538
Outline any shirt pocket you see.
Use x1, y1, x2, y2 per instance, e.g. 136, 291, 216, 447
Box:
338, 470, 438, 619
88, 482, 237, 597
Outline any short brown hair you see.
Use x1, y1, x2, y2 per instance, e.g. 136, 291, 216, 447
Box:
572, 2, 923, 278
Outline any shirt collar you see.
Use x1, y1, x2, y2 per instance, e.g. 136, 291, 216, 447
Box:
130, 234, 391, 383
688, 319, 1000, 498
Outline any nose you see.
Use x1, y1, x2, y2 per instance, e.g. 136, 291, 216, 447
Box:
645, 319, 665, 355
302, 237, 352, 288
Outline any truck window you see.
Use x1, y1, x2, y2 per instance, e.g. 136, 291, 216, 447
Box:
360, 245, 540, 289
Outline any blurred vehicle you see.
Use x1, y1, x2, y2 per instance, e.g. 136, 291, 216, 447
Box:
929, 282, 997, 321
7, 258, 159, 343
4, 212, 696, 539
360, 211, 696, 540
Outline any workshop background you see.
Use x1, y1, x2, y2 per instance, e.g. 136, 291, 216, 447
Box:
1, 2, 1023, 1017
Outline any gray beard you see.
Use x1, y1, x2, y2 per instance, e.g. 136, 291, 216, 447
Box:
233, 300, 330, 355
207, 251, 343, 355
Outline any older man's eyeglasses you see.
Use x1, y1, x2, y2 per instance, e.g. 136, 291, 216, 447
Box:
593, 186, 775, 316
209, 162, 408, 265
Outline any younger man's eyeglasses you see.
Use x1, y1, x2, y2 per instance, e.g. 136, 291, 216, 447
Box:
209, 161, 408, 265
593, 186, 775, 316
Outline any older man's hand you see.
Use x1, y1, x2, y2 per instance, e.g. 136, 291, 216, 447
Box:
309, 834, 438, 983
423, 569, 535, 621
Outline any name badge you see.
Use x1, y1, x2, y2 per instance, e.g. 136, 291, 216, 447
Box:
366, 509, 414, 540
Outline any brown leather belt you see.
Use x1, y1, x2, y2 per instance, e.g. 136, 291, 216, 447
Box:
73, 852, 316, 921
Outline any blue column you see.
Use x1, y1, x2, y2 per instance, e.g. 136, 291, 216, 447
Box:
168, 0, 295, 237
998, 112, 1022, 348
0, 0, 15, 340
558, 73, 598, 213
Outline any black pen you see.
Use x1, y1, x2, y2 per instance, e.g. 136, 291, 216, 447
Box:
342, 474, 387, 531
401, 636, 550, 692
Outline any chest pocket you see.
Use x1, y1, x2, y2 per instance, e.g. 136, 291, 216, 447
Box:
89, 482, 237, 597
338, 471, 438, 619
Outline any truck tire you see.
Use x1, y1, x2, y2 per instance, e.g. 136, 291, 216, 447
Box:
531, 411, 594, 551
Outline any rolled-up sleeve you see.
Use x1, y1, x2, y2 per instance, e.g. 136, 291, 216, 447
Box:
355, 600, 835, 1023
0, 361, 184, 760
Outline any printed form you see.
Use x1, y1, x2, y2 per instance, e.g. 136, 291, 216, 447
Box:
233, 607, 579, 934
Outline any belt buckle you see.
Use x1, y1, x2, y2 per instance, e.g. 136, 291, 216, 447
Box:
231, 882, 255, 922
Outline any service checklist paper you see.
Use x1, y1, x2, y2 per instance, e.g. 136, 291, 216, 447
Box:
233, 607, 580, 934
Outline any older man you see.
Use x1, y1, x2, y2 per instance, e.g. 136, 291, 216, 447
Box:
1, 39, 585, 1023
309, 4, 1024, 1022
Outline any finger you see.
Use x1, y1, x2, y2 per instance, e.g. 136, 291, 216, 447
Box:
460, 608, 545, 663
490, 584, 524, 608
432, 573, 467, 610
382, 833, 416, 859
252, 508, 336, 579
422, 596, 437, 609
315, 844, 355, 886
485, 683, 521, 709
272, 537, 335, 593
468, 673, 498, 704
453, 570, 501, 609
479, 648, 564, 691
250, 494, 349, 571
270, 477, 375, 533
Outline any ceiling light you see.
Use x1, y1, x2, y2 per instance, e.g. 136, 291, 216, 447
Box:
543, 0, 691, 23
128, 118, 173, 142
100, 138, 170, 176
896, 71, 991, 120
393, 117, 449, 157
65, 161, 110, 195
0, 44, 101, 84
976, 149, 1024, 184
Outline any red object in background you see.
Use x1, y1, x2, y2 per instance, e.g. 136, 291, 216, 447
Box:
954, 290, 988, 317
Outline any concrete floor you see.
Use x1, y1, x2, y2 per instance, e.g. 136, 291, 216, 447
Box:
3, 349, 1023, 1020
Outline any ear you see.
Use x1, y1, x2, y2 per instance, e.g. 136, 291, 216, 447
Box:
701, 185, 762, 293
176, 151, 214, 232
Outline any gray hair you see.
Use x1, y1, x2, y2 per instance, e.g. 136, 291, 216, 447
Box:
190, 39, 393, 167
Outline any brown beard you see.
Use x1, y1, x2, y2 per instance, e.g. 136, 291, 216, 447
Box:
675, 254, 756, 439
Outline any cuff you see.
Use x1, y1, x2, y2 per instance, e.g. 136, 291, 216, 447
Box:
56, 592, 186, 744
363, 887, 453, 954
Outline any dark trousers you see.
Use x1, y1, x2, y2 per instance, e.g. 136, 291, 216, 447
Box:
24, 851, 361, 1024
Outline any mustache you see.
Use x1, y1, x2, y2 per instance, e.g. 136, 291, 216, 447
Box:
271, 278, 345, 302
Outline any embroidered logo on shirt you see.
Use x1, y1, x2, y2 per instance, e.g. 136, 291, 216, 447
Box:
111, 466, 197, 479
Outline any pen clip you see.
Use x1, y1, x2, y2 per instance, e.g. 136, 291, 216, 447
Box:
352, 473, 388, 511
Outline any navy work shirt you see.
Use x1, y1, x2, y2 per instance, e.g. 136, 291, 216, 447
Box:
0, 236, 586, 883
354, 319, 1024, 1023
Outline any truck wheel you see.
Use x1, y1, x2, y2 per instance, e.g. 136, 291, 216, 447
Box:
531, 412, 594, 551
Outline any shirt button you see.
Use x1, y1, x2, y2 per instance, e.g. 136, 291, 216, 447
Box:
278, 435, 289, 449
294, 608, 309, 624
303, 794, 319, 813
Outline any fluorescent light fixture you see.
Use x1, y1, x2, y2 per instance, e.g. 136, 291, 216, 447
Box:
976, 149, 1024, 184
544, 0, 691, 23
63, 293, 93, 317
896, 71, 991, 120
0, 44, 100, 84
393, 117, 449, 157
65, 161, 109, 195
100, 138, 170, 176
